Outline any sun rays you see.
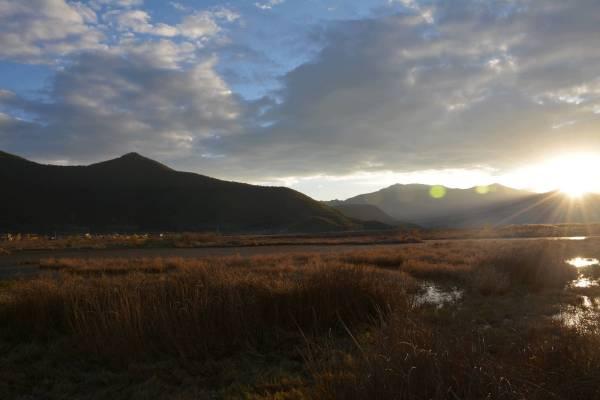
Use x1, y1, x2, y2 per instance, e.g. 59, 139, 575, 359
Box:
538, 153, 600, 197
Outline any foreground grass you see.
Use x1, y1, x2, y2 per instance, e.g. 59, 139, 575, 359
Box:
310, 298, 600, 400
2, 239, 600, 399
3, 263, 412, 361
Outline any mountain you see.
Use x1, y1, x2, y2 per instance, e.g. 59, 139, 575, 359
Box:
437, 191, 600, 227
0, 151, 360, 233
331, 203, 400, 225
327, 203, 417, 228
340, 183, 532, 226
335, 183, 600, 227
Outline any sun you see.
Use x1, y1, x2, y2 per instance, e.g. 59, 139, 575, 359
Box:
544, 153, 599, 198
561, 181, 587, 198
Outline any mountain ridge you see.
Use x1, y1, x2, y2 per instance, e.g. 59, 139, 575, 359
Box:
332, 183, 600, 227
0, 150, 364, 233
339, 183, 533, 225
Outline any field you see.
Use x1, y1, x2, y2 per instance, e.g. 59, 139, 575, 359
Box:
0, 231, 421, 254
2, 238, 600, 399
2, 223, 600, 254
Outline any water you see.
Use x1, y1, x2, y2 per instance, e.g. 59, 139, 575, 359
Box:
566, 257, 600, 288
415, 283, 463, 308
554, 295, 600, 329
554, 257, 600, 328
572, 277, 598, 288
567, 257, 600, 268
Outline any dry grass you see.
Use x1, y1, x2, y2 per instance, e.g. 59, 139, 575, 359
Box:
308, 310, 600, 400
2, 260, 413, 362
300, 241, 600, 400
0, 231, 421, 253
474, 242, 578, 291
39, 257, 182, 275
3, 238, 600, 399
337, 248, 405, 268
470, 265, 511, 295
4, 223, 600, 255
422, 223, 600, 240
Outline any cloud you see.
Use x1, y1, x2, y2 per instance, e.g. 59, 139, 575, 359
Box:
0, 0, 105, 62
90, 0, 144, 8
105, 7, 239, 40
1, 0, 599, 187
177, 12, 221, 39
106, 9, 178, 37
389, 0, 434, 23
254, 0, 284, 11
0, 50, 243, 162
169, 2, 188, 12
212, 7, 241, 23
199, 0, 600, 180
0, 1, 239, 63
112, 38, 198, 69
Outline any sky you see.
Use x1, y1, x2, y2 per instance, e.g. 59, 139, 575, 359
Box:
1, 0, 600, 200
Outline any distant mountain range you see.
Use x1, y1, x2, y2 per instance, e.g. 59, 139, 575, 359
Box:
0, 151, 365, 233
328, 183, 600, 227
4, 149, 599, 232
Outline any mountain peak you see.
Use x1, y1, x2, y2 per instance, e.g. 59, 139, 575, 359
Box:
121, 152, 145, 159
118, 152, 155, 163
91, 152, 172, 171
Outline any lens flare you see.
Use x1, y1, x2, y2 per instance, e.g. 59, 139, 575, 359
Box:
429, 185, 447, 199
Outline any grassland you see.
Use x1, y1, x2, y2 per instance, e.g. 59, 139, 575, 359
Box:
0, 231, 421, 254
2, 223, 600, 254
2, 239, 600, 399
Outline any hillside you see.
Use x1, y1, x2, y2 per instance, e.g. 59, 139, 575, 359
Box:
336, 183, 600, 227
341, 183, 531, 226
328, 203, 416, 228
434, 191, 600, 227
0, 151, 359, 233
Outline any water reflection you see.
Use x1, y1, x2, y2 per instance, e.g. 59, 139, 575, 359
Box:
572, 277, 598, 288
566, 258, 600, 288
567, 257, 600, 268
554, 295, 600, 329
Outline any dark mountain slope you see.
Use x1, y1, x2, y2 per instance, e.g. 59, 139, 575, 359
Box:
0, 151, 358, 233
